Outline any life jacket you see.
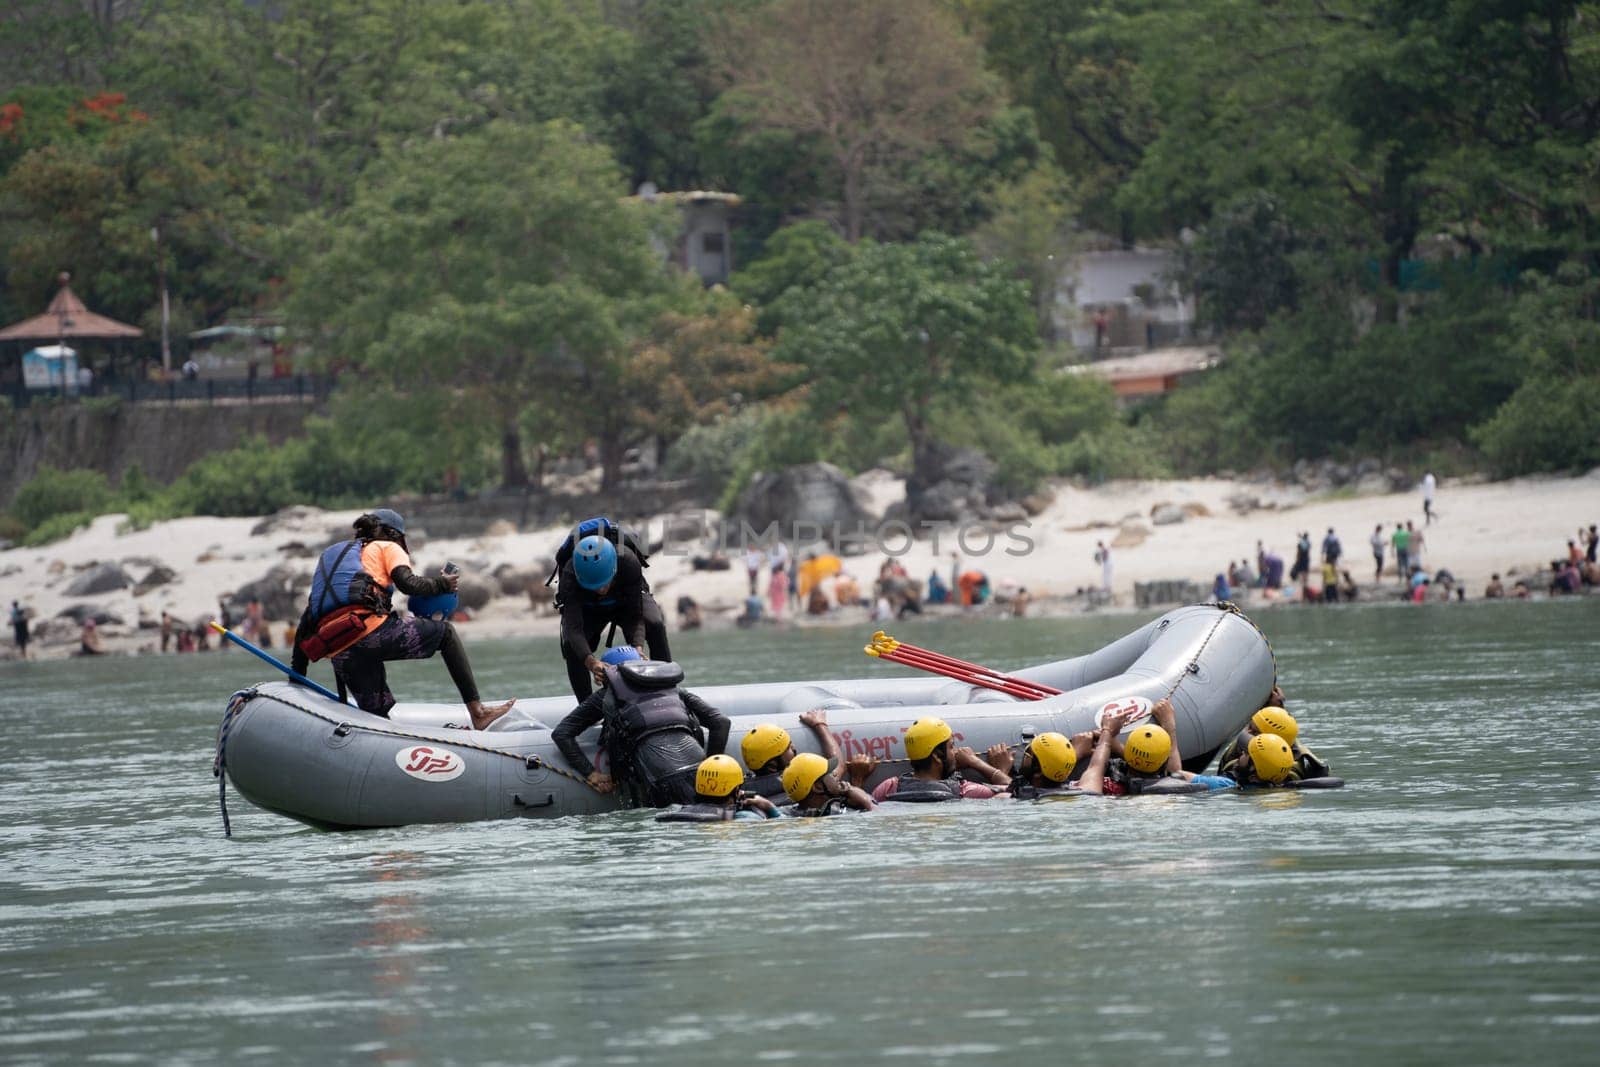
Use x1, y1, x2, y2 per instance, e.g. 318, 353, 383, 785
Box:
1295, 746, 1331, 779
880, 774, 964, 802
600, 661, 705, 806
1214, 729, 1252, 772
793, 797, 856, 817
656, 802, 737, 823
306, 539, 386, 621
1107, 759, 1211, 796
546, 517, 651, 586
741, 770, 794, 806
1009, 779, 1084, 800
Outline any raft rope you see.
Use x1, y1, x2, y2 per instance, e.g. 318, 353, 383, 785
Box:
211, 686, 600, 836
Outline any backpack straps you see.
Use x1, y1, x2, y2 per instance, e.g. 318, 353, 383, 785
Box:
314, 540, 359, 619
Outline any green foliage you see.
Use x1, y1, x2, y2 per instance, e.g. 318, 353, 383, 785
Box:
166, 437, 298, 517
20, 510, 98, 547
773, 231, 1038, 467
0, 512, 28, 543
9, 466, 112, 529
729, 221, 853, 334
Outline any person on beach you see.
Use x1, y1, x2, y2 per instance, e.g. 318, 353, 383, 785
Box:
1408, 521, 1425, 569
1213, 572, 1232, 602
782, 753, 878, 816
1290, 532, 1311, 586
1216, 703, 1331, 782
871, 717, 1012, 802
1262, 549, 1284, 592
1095, 541, 1113, 600
553, 648, 731, 807
556, 528, 670, 700
1321, 527, 1343, 567
743, 545, 763, 596
739, 709, 845, 805
291, 509, 512, 730
1321, 560, 1339, 603
1484, 573, 1505, 599
1584, 524, 1598, 565
10, 601, 28, 659
656, 755, 782, 823
1391, 522, 1410, 578
1370, 524, 1386, 582
767, 540, 790, 615
1422, 472, 1437, 524
159, 611, 175, 653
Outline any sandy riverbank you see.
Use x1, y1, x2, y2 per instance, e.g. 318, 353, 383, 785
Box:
2, 469, 1596, 661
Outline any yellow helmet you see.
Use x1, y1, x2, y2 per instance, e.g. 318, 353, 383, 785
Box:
1028, 732, 1077, 783
741, 724, 791, 771
781, 752, 831, 802
903, 717, 953, 761
1247, 733, 1295, 783
1251, 707, 1299, 746
1123, 724, 1172, 774
695, 755, 744, 799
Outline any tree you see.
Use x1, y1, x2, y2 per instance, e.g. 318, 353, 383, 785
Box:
288, 120, 678, 488
712, 0, 998, 241
973, 164, 1079, 341
969, 0, 1160, 245
773, 232, 1037, 484
728, 220, 853, 335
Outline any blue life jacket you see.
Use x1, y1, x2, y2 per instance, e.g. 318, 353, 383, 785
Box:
307, 540, 382, 621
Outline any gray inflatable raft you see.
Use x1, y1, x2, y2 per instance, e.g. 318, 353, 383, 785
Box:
215, 603, 1274, 830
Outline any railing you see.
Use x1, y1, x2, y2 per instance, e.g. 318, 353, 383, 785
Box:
4, 374, 335, 408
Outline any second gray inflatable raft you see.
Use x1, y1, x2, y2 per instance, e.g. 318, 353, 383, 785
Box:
216, 603, 1274, 830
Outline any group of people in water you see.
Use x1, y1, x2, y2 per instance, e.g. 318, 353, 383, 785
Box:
284, 508, 1337, 822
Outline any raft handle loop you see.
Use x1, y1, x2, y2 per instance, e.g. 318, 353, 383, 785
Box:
524, 755, 542, 770
332, 722, 352, 738
513, 793, 556, 810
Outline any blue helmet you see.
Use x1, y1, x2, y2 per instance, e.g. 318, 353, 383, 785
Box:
601, 646, 642, 666
370, 507, 406, 533
573, 534, 618, 590
408, 591, 458, 621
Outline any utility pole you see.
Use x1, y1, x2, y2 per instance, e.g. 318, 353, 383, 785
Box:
152, 225, 171, 376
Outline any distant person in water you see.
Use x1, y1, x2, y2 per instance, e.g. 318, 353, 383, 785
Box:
1484, 573, 1505, 599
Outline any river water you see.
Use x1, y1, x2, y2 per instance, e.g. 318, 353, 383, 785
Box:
3, 600, 1599, 1064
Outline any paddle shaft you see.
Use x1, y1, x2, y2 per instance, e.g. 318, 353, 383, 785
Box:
876, 644, 1057, 701
208, 620, 348, 705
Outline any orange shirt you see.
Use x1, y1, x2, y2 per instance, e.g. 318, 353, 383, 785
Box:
355, 540, 411, 639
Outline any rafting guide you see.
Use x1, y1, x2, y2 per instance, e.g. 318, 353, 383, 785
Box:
288, 509, 513, 731
551, 517, 671, 700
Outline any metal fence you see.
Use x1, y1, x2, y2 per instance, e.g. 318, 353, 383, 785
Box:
4, 374, 334, 408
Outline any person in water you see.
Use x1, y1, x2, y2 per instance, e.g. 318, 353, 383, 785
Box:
556, 525, 671, 700
656, 755, 781, 823
996, 731, 1090, 798
1082, 698, 1235, 796
739, 709, 845, 805
551, 648, 730, 807
871, 717, 1012, 802
1221, 733, 1299, 788
781, 752, 877, 816
291, 510, 512, 730
1215, 704, 1331, 781
1069, 709, 1146, 796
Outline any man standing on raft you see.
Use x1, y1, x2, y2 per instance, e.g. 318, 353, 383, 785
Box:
556, 526, 671, 700
291, 509, 512, 730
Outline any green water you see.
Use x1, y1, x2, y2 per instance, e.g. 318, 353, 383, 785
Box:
4, 601, 1599, 1064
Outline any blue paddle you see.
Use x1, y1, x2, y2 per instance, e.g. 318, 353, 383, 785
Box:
208, 620, 347, 705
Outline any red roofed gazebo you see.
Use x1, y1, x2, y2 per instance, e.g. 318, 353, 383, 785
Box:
0, 272, 143, 342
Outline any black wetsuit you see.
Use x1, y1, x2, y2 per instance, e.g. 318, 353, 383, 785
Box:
552, 685, 730, 807
556, 547, 670, 699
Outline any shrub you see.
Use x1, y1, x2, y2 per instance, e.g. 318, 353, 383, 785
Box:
9, 467, 112, 530
21, 509, 97, 546
167, 438, 297, 516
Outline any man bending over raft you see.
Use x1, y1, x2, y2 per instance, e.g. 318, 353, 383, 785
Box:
872, 717, 1012, 802
740, 708, 845, 806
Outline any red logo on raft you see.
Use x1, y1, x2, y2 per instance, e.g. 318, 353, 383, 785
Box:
395, 745, 465, 782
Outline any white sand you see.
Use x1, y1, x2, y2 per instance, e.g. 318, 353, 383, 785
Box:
3, 469, 1596, 659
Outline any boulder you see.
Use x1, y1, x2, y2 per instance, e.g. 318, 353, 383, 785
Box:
251, 505, 331, 537
1020, 490, 1056, 517
906, 443, 998, 524
454, 575, 493, 611
988, 501, 1029, 524
229, 564, 309, 622
133, 565, 177, 597
1180, 502, 1212, 518
1151, 503, 1186, 526
733, 462, 879, 533
65, 562, 130, 597
483, 519, 518, 537
277, 540, 319, 558
55, 604, 123, 626
493, 564, 546, 598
